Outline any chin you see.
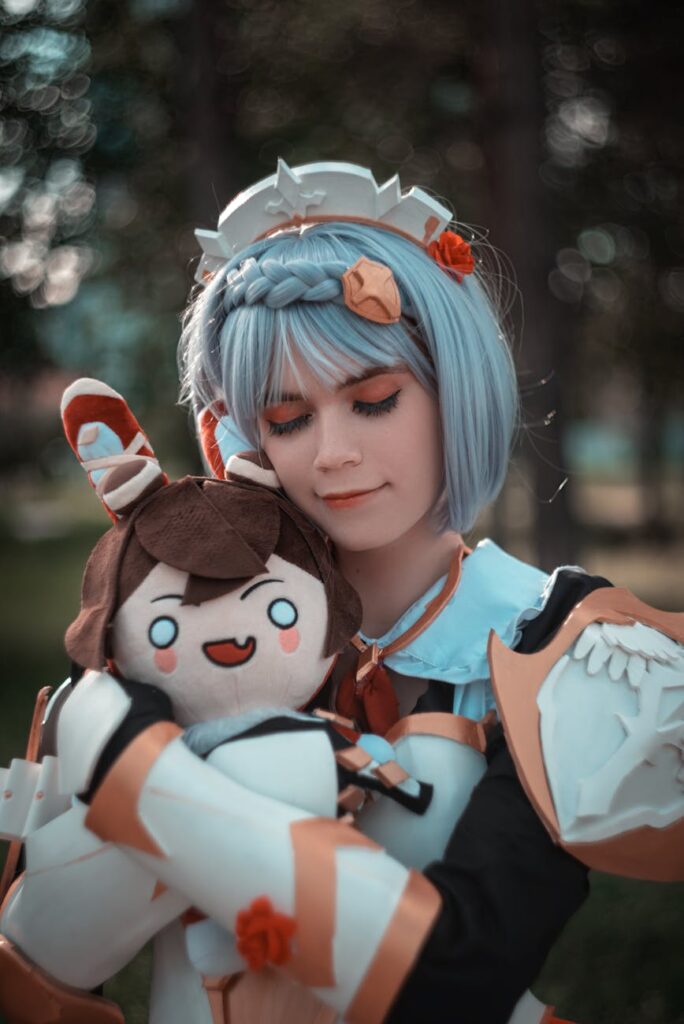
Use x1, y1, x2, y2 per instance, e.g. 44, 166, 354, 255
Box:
325, 522, 404, 554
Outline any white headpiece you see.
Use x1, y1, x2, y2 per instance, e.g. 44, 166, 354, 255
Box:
194, 159, 452, 282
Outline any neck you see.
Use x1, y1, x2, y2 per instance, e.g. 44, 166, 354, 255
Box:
335, 519, 464, 638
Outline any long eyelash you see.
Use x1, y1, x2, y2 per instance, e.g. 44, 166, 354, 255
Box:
353, 389, 401, 417
267, 414, 311, 437
267, 390, 401, 435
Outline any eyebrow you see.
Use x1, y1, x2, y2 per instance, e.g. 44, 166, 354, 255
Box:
268, 365, 408, 405
240, 578, 284, 600
151, 593, 183, 603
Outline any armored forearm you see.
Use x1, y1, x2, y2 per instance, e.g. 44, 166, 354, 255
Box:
83, 720, 440, 1024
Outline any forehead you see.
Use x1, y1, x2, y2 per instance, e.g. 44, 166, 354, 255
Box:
267, 343, 356, 402
262, 301, 411, 406
271, 349, 405, 402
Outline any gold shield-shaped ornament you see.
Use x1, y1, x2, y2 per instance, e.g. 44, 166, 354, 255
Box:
341, 257, 402, 325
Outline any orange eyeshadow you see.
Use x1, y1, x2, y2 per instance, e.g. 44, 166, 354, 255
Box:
351, 376, 403, 403
264, 401, 310, 423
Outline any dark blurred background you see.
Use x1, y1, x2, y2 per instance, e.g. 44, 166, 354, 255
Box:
0, 1, 682, 1021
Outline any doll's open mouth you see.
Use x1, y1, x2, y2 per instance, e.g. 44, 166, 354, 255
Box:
203, 636, 256, 667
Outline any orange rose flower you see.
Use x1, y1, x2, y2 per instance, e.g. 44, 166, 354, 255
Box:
427, 230, 475, 280
235, 896, 297, 971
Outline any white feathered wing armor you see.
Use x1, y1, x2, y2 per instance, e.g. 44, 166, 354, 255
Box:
489, 587, 684, 880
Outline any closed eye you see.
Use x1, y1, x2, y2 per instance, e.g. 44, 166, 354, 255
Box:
267, 390, 401, 435
266, 413, 311, 437
353, 390, 401, 417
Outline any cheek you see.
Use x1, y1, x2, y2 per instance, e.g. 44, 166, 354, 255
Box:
262, 444, 306, 498
154, 647, 178, 674
278, 627, 300, 654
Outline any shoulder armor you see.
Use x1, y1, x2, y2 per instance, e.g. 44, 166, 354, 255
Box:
57, 670, 132, 795
488, 587, 684, 880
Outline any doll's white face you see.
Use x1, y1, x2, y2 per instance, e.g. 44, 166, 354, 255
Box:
110, 554, 333, 726
259, 357, 444, 554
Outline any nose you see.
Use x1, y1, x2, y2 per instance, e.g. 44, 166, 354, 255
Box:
312, 411, 362, 472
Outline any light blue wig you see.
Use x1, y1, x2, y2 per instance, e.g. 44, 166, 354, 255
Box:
179, 221, 518, 533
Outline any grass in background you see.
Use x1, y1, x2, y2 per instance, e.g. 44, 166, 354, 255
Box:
1, 527, 682, 1023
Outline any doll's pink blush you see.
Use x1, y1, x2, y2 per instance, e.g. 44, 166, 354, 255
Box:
279, 627, 300, 654
154, 647, 178, 673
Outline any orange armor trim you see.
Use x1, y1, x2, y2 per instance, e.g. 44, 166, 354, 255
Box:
0, 933, 124, 1024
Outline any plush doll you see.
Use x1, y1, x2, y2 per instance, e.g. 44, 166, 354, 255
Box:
0, 377, 439, 1024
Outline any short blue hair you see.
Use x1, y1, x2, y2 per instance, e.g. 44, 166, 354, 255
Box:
180, 221, 518, 533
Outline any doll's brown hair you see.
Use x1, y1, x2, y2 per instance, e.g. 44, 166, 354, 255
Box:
66, 476, 361, 670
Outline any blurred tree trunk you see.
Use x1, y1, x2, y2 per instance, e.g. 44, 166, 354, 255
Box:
181, 0, 242, 227
474, 0, 577, 570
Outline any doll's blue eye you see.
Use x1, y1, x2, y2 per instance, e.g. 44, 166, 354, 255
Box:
267, 598, 298, 629
149, 616, 178, 649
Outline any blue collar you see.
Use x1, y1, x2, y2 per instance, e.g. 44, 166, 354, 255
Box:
359, 540, 549, 720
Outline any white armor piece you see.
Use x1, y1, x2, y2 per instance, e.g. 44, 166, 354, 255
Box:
2, 675, 439, 1024
0, 756, 69, 842
194, 159, 452, 281
84, 724, 440, 1023
489, 587, 684, 880
542, 620, 684, 842
56, 669, 132, 793
1, 804, 190, 990
357, 715, 489, 871
0, 673, 555, 1024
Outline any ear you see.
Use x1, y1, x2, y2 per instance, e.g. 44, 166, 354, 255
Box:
61, 378, 167, 522
225, 450, 281, 490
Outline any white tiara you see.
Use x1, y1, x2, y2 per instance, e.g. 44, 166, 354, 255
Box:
194, 159, 452, 282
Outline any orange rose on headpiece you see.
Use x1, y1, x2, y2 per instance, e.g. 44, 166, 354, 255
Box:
427, 230, 475, 281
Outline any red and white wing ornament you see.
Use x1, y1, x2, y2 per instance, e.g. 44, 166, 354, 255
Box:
61, 378, 167, 521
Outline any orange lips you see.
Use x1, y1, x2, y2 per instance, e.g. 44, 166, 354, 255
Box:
321, 485, 386, 509
203, 637, 256, 667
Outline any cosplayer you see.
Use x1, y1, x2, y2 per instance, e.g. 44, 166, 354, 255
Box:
1, 161, 683, 1024
181, 161, 684, 1014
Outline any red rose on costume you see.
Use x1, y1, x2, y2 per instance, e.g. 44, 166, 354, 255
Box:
427, 231, 475, 280
235, 896, 297, 970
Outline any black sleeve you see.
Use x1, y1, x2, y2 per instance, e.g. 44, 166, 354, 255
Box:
388, 570, 612, 1024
